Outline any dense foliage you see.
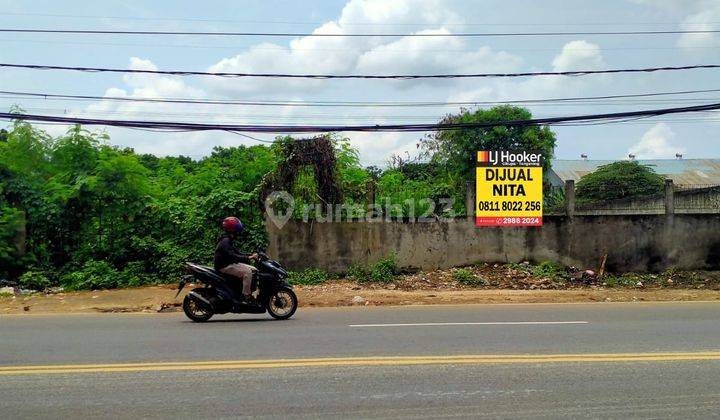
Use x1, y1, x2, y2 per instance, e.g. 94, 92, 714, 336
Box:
422, 106, 557, 182
1, 105, 558, 289
575, 161, 665, 205
0, 120, 278, 288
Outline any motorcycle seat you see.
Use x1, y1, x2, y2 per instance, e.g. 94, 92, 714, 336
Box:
187, 263, 233, 282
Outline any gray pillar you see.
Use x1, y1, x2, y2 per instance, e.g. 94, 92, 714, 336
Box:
664, 179, 674, 215
565, 180, 575, 217
466, 181, 475, 217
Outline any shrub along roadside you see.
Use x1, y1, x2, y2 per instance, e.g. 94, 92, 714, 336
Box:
344, 254, 398, 283
287, 268, 328, 285
18, 270, 53, 291
452, 268, 488, 287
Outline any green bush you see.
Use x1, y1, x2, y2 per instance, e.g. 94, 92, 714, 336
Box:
62, 260, 120, 290
453, 268, 487, 286
575, 161, 665, 205
532, 261, 566, 279
369, 254, 397, 282
604, 275, 641, 288
118, 261, 157, 288
18, 270, 53, 291
288, 268, 328, 285
345, 264, 369, 281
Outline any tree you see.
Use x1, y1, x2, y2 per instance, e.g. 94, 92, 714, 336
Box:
575, 161, 665, 204
422, 106, 556, 181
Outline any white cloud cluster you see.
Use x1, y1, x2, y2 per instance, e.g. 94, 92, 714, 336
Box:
203, 0, 468, 96
551, 41, 606, 72
450, 39, 607, 104
355, 28, 522, 81
60, 0, 714, 163
678, 2, 720, 51
628, 123, 685, 159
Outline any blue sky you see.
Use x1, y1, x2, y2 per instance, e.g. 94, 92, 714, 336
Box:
0, 0, 718, 165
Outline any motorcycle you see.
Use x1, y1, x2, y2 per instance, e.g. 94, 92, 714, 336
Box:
176, 252, 298, 322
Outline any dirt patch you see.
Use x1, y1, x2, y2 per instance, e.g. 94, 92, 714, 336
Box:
1, 281, 720, 315
3, 265, 719, 314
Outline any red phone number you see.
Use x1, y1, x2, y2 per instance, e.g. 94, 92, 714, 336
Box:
476, 217, 542, 227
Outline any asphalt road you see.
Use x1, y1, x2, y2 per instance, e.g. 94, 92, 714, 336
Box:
2, 302, 720, 419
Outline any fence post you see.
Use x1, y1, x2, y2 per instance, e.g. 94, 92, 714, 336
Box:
565, 180, 575, 217
664, 179, 675, 215
466, 181, 475, 218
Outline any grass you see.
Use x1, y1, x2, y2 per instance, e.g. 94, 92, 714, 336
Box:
531, 261, 566, 279
344, 254, 398, 283
453, 268, 488, 286
287, 268, 328, 285
506, 261, 566, 280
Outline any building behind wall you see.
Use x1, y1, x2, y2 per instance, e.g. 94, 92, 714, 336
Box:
548, 158, 720, 189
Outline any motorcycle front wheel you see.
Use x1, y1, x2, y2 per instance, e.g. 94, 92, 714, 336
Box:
266, 287, 298, 320
183, 292, 214, 322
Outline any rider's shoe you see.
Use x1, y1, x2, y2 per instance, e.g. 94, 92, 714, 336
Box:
240, 295, 262, 309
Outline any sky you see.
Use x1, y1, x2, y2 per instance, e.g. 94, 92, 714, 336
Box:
0, 0, 719, 165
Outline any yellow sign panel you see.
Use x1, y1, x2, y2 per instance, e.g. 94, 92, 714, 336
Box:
475, 151, 543, 227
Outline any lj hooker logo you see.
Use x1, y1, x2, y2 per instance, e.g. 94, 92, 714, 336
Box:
475, 150, 543, 227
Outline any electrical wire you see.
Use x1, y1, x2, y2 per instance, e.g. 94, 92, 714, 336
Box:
4, 37, 718, 53
2, 87, 720, 108
0, 28, 718, 37
2, 102, 719, 135
2, 12, 718, 27
1, 63, 719, 79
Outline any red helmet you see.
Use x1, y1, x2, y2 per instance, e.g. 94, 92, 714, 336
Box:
222, 216, 243, 234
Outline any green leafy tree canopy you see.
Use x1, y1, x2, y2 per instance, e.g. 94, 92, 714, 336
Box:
575, 161, 665, 204
422, 105, 556, 181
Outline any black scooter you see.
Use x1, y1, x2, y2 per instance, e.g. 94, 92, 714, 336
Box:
176, 252, 298, 322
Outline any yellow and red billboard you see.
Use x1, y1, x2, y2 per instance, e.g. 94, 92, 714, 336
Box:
475, 150, 543, 227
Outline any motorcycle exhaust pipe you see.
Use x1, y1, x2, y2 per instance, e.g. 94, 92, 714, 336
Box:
187, 291, 213, 308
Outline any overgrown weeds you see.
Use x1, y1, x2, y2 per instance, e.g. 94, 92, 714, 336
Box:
287, 268, 328, 285
452, 268, 487, 286
343, 254, 398, 283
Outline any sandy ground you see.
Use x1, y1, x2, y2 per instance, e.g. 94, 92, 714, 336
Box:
1, 282, 720, 314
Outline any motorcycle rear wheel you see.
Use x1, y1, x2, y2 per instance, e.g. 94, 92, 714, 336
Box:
266, 287, 298, 320
183, 293, 214, 322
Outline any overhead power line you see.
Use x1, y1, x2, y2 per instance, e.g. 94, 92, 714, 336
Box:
1, 102, 719, 134
1, 63, 718, 80
0, 28, 718, 37
2, 87, 720, 108
1, 12, 717, 27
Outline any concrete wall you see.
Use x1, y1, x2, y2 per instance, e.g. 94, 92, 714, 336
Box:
266, 214, 720, 273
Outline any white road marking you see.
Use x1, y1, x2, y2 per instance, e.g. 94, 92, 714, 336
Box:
349, 321, 589, 327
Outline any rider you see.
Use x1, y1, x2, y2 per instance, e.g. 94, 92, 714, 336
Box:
214, 216, 259, 306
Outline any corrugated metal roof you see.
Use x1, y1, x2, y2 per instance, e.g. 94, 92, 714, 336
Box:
549, 159, 720, 187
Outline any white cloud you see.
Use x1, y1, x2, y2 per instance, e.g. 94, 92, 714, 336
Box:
348, 130, 424, 166
73, 57, 264, 157
448, 40, 607, 105
355, 28, 522, 86
552, 40, 606, 72
205, 24, 355, 96
203, 0, 469, 96
678, 3, 720, 51
338, 0, 462, 29
628, 123, 686, 159
36, 0, 716, 164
